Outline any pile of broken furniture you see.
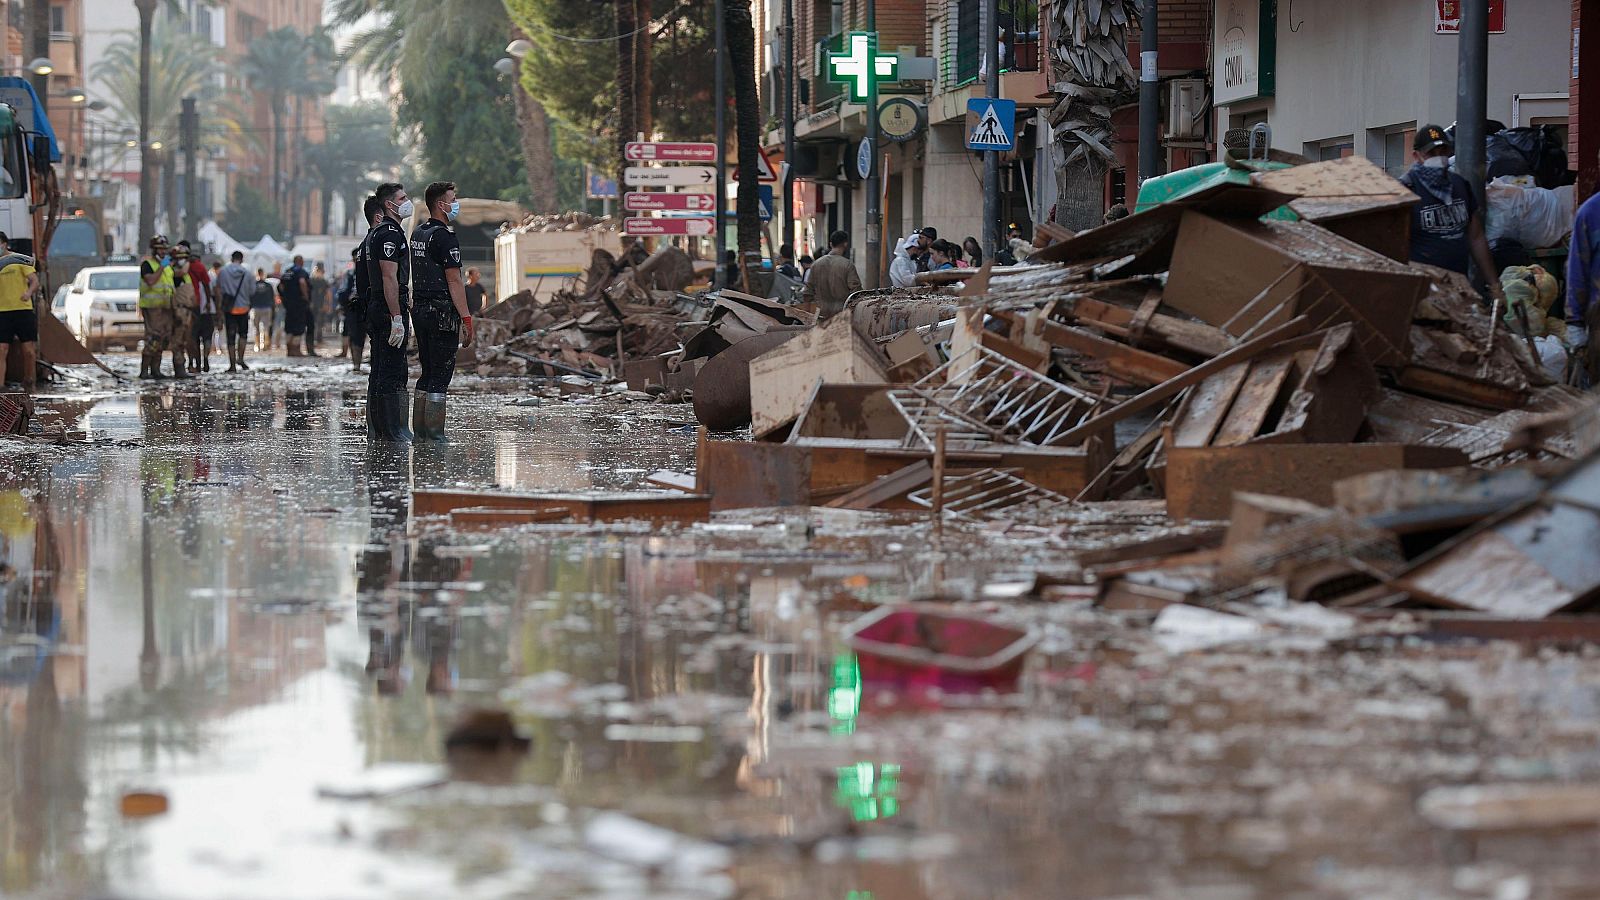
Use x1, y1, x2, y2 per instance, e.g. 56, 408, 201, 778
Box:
421, 155, 1600, 621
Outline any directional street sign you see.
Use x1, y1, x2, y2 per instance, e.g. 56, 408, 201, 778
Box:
623, 166, 716, 188
623, 217, 714, 237
827, 32, 898, 104
966, 98, 1017, 151
625, 141, 719, 163
623, 192, 716, 212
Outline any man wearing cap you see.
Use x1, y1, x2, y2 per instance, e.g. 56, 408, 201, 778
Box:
1400, 124, 1506, 309
138, 235, 176, 379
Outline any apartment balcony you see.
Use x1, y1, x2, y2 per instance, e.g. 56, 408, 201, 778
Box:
48, 31, 81, 80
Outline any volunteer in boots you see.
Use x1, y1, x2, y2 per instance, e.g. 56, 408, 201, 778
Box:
214, 250, 254, 373
179, 240, 215, 371
365, 183, 414, 443
138, 235, 176, 380
408, 181, 475, 443
167, 243, 195, 379
279, 254, 313, 357
0, 232, 39, 392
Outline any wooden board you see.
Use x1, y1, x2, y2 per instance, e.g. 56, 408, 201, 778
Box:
1213, 353, 1296, 446
1165, 443, 1471, 521
414, 489, 710, 525
748, 315, 888, 438
697, 440, 812, 511
992, 310, 1189, 386
1171, 363, 1251, 448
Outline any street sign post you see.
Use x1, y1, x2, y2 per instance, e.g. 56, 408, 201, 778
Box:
623, 217, 715, 236
623, 166, 717, 188
625, 141, 719, 162
623, 192, 717, 212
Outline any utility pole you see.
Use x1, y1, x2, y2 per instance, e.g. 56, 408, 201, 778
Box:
1138, 0, 1161, 181
714, 0, 727, 282
1455, 0, 1489, 213
982, 0, 1000, 261
865, 0, 881, 288
28, 0, 49, 118
782, 0, 795, 256
181, 97, 199, 243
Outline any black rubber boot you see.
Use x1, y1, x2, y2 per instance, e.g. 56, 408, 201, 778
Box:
412, 391, 448, 444
367, 389, 413, 444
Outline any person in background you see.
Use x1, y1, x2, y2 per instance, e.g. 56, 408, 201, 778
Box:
464, 267, 487, 315
268, 263, 283, 349
1400, 124, 1506, 309
718, 250, 739, 289
366, 181, 415, 443
776, 244, 802, 279
914, 226, 938, 273
799, 254, 814, 281
889, 235, 920, 288
344, 195, 383, 374
214, 250, 254, 373
168, 242, 196, 379
1565, 153, 1600, 385
308, 263, 330, 356
0, 232, 38, 391
250, 268, 275, 352
801, 230, 862, 319
179, 241, 214, 372
930, 240, 959, 271
278, 254, 312, 357
963, 236, 984, 269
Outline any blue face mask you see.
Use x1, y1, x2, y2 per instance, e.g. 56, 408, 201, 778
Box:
447, 200, 460, 222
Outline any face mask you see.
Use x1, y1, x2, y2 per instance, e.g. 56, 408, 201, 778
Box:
448, 200, 460, 222
394, 199, 414, 219
1422, 156, 1450, 169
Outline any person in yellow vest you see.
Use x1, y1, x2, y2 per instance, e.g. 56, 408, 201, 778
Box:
138, 235, 176, 380
0, 231, 39, 392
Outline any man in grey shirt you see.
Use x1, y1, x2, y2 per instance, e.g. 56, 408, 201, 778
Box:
801, 230, 862, 319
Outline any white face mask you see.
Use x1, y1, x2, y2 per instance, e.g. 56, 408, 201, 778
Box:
394, 198, 414, 219
1422, 156, 1450, 169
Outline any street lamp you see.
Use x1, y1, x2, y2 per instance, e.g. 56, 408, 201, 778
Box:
505, 39, 532, 59
492, 57, 516, 77
87, 100, 107, 111
27, 58, 53, 76
64, 87, 87, 104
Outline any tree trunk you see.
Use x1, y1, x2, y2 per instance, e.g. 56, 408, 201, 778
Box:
635, 0, 653, 140
1055, 157, 1108, 233
162, 153, 179, 238
614, 0, 637, 189
725, 1, 760, 287
271, 94, 285, 225
511, 49, 558, 212
135, 0, 156, 250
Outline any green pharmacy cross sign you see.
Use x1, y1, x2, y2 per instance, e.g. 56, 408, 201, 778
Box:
828, 32, 898, 104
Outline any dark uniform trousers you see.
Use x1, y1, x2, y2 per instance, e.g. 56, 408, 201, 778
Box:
367, 303, 411, 394
413, 298, 459, 393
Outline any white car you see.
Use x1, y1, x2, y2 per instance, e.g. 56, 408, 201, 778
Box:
62, 266, 143, 351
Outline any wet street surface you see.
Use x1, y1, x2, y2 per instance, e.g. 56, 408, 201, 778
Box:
3, 354, 1600, 898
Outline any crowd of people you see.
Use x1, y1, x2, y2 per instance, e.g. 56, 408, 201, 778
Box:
136, 237, 349, 378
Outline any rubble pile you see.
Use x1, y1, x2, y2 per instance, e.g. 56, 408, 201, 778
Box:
431, 154, 1600, 626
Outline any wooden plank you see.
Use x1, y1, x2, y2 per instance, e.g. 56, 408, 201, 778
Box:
698, 441, 812, 511
1165, 443, 1471, 521
824, 461, 934, 510
993, 310, 1188, 386
1170, 363, 1251, 447
415, 489, 709, 525
1048, 317, 1315, 449
1069, 296, 1232, 358
1396, 366, 1530, 412
646, 470, 697, 492
1213, 353, 1296, 446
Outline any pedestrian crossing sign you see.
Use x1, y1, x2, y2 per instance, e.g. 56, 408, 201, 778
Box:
966, 98, 1017, 151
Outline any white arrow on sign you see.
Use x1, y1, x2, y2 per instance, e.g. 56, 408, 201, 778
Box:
623, 166, 717, 187
623, 217, 715, 236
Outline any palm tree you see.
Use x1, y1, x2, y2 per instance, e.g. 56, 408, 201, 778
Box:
1048, 0, 1140, 231
240, 27, 337, 218
725, 2, 760, 286
134, 0, 160, 248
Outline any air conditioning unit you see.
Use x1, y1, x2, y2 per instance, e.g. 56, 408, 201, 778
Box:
1166, 79, 1207, 140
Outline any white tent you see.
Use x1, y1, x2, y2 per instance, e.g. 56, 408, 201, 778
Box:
197, 220, 250, 261
246, 234, 294, 273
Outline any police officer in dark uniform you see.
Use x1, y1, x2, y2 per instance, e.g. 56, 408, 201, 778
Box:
408, 181, 475, 442
342, 195, 382, 374
365, 182, 414, 443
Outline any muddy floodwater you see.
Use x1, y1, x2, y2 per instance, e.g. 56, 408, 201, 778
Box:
3, 363, 1600, 899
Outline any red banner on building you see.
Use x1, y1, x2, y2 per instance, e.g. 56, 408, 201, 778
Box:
1436, 1, 1506, 34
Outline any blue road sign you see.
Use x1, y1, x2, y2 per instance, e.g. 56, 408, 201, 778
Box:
966, 98, 1017, 152
688, 185, 774, 222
